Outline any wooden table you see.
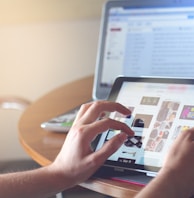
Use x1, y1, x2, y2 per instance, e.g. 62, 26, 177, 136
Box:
18, 76, 143, 198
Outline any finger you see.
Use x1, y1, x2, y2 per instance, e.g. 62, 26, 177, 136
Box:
181, 128, 194, 142
83, 118, 134, 141
90, 132, 128, 165
79, 101, 131, 124
73, 102, 93, 124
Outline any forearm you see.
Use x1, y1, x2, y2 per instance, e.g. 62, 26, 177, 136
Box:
135, 169, 192, 198
0, 165, 71, 198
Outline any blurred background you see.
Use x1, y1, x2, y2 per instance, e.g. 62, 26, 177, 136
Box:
0, 0, 106, 161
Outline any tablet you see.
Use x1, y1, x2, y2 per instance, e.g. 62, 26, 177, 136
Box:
93, 76, 194, 178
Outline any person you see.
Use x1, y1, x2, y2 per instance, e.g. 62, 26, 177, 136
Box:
0, 101, 134, 198
0, 101, 193, 198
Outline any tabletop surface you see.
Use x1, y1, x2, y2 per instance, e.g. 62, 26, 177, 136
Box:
18, 76, 143, 198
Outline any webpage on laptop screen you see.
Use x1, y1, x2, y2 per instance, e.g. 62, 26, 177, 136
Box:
101, 6, 194, 87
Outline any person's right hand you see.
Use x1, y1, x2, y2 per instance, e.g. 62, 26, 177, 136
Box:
52, 101, 134, 190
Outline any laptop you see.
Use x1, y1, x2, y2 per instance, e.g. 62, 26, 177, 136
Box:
92, 76, 194, 184
41, 0, 194, 132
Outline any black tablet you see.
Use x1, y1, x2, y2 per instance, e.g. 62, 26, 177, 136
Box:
94, 77, 194, 178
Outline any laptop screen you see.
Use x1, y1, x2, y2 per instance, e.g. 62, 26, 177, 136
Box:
93, 0, 194, 100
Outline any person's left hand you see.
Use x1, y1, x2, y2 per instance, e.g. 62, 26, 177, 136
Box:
52, 101, 134, 188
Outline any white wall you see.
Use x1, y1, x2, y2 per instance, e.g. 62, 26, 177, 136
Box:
0, 19, 100, 160
0, 19, 100, 100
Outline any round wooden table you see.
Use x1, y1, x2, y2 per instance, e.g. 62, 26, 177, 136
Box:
18, 76, 143, 198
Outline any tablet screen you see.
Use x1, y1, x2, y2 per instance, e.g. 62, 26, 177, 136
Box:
95, 77, 194, 175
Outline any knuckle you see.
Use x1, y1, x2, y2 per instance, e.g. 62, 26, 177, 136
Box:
91, 100, 104, 109
80, 103, 90, 111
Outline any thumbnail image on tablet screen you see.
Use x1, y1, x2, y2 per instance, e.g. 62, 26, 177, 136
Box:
94, 77, 194, 176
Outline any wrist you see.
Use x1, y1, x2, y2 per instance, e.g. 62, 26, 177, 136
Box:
47, 162, 76, 191
158, 168, 193, 198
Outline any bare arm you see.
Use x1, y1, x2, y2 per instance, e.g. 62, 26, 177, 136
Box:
135, 128, 194, 198
0, 166, 65, 198
0, 101, 134, 198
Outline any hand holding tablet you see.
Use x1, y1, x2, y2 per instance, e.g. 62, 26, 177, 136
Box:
135, 128, 194, 198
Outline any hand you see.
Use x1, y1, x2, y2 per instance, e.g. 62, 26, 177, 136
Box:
135, 128, 194, 198
160, 127, 194, 196
52, 101, 134, 188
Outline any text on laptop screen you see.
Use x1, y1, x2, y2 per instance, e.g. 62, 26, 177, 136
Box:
101, 6, 194, 87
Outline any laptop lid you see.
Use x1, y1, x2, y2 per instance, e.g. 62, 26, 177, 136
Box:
93, 0, 194, 101
93, 76, 194, 177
